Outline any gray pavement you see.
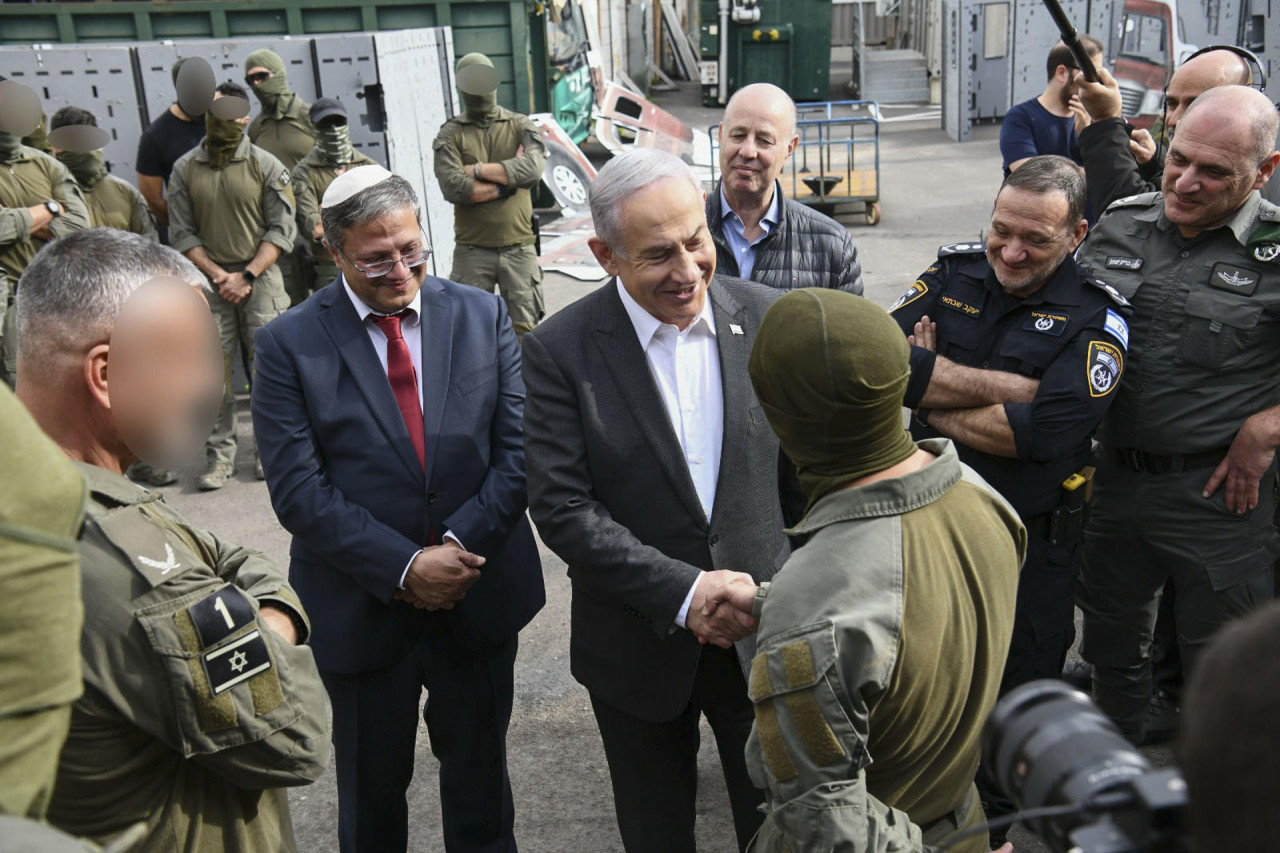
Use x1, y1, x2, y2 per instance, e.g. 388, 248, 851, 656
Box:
154, 95, 1167, 852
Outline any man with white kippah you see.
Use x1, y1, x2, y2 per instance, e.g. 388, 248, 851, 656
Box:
251, 162, 544, 853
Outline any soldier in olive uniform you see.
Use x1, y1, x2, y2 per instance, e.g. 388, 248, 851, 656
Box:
245, 48, 315, 307
49, 107, 158, 242
433, 52, 547, 338
15, 229, 329, 852
707, 290, 1024, 853
1075, 85, 1280, 744
0, 384, 85, 821
0, 82, 90, 387
168, 84, 297, 490
291, 98, 375, 293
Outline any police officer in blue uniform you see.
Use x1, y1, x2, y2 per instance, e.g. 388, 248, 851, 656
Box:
888, 156, 1129, 841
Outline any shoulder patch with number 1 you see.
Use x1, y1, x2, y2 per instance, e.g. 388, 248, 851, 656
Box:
189, 587, 255, 648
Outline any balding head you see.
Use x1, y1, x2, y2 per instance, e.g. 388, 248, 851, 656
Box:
1165, 48, 1254, 134
719, 83, 799, 206
1162, 85, 1279, 237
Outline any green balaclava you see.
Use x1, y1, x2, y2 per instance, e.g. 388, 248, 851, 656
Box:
748, 289, 919, 512
244, 49, 291, 118
0, 131, 20, 163
204, 114, 245, 169
317, 121, 354, 166
455, 52, 500, 127
56, 149, 106, 190
21, 112, 52, 155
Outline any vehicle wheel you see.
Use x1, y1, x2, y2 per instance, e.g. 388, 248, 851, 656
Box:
866, 201, 882, 226
547, 153, 591, 210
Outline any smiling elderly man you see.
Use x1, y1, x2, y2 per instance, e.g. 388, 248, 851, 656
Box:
1074, 84, 1280, 745
523, 148, 804, 852
707, 83, 862, 294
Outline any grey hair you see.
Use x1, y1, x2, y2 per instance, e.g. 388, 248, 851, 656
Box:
16, 228, 206, 358
589, 149, 702, 254
999, 155, 1088, 228
321, 174, 421, 254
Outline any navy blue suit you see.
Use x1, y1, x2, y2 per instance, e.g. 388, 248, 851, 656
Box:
252, 275, 543, 853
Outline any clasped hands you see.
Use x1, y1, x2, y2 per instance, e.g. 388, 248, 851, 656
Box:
393, 540, 486, 611
687, 570, 760, 648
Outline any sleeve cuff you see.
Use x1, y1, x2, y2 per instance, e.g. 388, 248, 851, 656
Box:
904, 347, 938, 410
265, 232, 295, 254
1004, 401, 1035, 462
170, 235, 202, 254
674, 572, 704, 630
398, 549, 423, 589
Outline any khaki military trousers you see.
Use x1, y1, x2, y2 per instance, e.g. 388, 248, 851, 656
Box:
206, 264, 289, 468
450, 243, 544, 337
1079, 456, 1278, 743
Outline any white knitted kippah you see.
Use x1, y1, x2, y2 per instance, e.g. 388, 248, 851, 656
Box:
323, 164, 395, 207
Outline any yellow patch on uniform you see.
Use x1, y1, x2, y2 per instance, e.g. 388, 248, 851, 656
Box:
750, 652, 773, 701
755, 700, 799, 783
1087, 340, 1124, 398
174, 609, 238, 732
780, 640, 816, 689
889, 279, 929, 313
783, 689, 846, 767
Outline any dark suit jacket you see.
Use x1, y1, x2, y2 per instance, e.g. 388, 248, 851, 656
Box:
522, 276, 803, 723
251, 276, 544, 674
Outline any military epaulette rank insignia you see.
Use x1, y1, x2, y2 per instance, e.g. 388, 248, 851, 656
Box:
1106, 191, 1161, 210
1086, 277, 1131, 309
1249, 208, 1280, 264
937, 242, 986, 258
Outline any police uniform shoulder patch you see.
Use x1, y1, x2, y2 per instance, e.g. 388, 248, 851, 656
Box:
937, 242, 986, 258
1086, 277, 1131, 308
1249, 211, 1280, 263
1104, 308, 1129, 350
889, 279, 929, 313
1087, 340, 1124, 398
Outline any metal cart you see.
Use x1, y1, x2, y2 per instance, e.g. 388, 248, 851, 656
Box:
710, 99, 882, 225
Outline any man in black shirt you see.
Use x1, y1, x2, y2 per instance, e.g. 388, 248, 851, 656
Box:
135, 58, 207, 230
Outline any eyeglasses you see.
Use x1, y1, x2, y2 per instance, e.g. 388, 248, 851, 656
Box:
245, 71, 272, 86
344, 240, 433, 278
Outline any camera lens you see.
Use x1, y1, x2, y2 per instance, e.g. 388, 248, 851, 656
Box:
984, 680, 1151, 849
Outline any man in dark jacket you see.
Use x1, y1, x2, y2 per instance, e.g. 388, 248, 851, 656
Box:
706, 83, 863, 295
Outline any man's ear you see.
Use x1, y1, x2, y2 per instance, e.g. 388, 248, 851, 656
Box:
1070, 219, 1089, 252
83, 343, 111, 412
323, 237, 344, 268
786, 134, 799, 159
588, 235, 622, 277
1254, 151, 1280, 190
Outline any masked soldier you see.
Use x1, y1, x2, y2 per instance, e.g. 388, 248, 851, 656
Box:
49, 107, 157, 241
168, 83, 296, 490
0, 82, 90, 387
433, 52, 547, 338
16, 229, 330, 852
291, 97, 375, 293
245, 49, 314, 306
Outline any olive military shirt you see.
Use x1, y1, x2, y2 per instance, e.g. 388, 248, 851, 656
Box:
0, 146, 90, 281
168, 136, 297, 267
0, 385, 85, 820
432, 107, 546, 247
47, 463, 330, 853
82, 174, 159, 242
248, 95, 315, 174
746, 440, 1025, 853
890, 244, 1130, 517
291, 147, 375, 261
1077, 190, 1280, 454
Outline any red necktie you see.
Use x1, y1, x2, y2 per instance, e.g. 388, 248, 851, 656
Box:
370, 312, 426, 470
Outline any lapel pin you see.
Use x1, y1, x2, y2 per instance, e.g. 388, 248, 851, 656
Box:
729, 324, 744, 336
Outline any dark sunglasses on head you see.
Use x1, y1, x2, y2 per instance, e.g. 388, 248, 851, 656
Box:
245, 71, 272, 86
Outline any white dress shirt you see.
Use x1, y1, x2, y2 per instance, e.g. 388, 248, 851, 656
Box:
343, 277, 460, 586
616, 280, 724, 629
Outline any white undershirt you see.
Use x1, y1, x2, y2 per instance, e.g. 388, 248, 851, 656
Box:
616, 280, 724, 629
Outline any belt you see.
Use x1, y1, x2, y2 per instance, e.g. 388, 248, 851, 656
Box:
1111, 447, 1229, 475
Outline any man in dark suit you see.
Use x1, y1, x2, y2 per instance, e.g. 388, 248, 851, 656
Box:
251, 165, 544, 853
522, 149, 803, 853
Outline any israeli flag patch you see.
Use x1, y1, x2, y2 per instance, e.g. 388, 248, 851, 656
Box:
1104, 309, 1129, 350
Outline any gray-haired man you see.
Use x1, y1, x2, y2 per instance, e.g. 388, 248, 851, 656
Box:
523, 149, 805, 852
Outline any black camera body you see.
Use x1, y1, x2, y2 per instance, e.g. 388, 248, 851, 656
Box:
983, 680, 1188, 853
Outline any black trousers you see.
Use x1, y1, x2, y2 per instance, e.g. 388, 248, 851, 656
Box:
320, 617, 519, 853
590, 644, 764, 853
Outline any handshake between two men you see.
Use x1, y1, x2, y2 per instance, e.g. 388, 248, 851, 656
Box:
687, 570, 762, 648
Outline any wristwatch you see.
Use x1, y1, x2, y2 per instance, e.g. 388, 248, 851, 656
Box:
44, 200, 62, 218
242, 268, 258, 284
